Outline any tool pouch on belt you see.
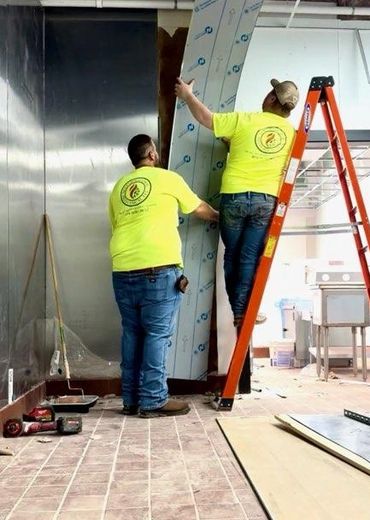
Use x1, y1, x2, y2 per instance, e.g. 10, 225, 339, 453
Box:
175, 274, 189, 293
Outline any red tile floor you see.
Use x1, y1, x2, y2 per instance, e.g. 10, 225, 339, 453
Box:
1, 362, 369, 519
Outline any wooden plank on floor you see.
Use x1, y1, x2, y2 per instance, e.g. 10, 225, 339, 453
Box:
276, 413, 370, 475
217, 416, 370, 520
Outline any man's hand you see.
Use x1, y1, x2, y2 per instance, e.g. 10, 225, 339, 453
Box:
175, 77, 195, 102
174, 77, 213, 130
192, 201, 219, 222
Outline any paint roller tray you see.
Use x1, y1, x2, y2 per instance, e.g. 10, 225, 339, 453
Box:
41, 395, 99, 413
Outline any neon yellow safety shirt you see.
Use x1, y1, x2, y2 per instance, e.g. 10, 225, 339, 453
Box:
213, 111, 296, 196
109, 166, 201, 271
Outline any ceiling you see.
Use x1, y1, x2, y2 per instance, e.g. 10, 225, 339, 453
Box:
38, 0, 370, 13
292, 142, 370, 209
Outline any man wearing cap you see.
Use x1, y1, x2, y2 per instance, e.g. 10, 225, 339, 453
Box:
174, 78, 299, 330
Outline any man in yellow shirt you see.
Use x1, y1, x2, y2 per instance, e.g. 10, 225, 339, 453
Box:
109, 134, 218, 418
174, 78, 298, 331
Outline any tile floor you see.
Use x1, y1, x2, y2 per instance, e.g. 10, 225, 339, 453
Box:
0, 362, 369, 520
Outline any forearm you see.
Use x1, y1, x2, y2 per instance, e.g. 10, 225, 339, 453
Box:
192, 201, 219, 222
183, 93, 213, 130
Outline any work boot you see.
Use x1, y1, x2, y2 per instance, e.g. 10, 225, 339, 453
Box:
120, 404, 139, 416
233, 312, 267, 328
139, 399, 190, 418
255, 312, 267, 324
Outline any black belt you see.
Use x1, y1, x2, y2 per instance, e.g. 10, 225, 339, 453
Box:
121, 264, 177, 275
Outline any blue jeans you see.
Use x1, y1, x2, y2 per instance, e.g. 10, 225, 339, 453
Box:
112, 266, 182, 410
219, 192, 276, 320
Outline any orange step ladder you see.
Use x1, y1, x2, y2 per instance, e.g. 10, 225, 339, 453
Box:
214, 76, 370, 411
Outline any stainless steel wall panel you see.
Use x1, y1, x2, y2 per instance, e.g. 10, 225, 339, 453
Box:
0, 3, 9, 406
4, 4, 45, 401
45, 9, 157, 363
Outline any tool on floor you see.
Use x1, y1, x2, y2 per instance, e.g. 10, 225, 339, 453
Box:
23, 405, 55, 423
3, 416, 82, 438
5, 214, 98, 411
213, 76, 370, 411
41, 394, 99, 413
45, 214, 98, 411
45, 214, 83, 396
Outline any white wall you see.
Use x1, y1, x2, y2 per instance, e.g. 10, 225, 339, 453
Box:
158, 9, 191, 35
236, 27, 370, 130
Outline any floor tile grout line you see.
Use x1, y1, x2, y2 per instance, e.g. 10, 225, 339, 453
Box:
52, 407, 106, 520
0, 438, 35, 476
191, 399, 250, 519
173, 415, 201, 520
4, 438, 64, 519
148, 418, 152, 519
99, 410, 127, 520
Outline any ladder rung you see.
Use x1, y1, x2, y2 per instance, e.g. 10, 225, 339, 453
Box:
350, 222, 360, 230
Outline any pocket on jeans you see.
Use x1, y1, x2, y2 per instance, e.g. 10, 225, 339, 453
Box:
145, 270, 177, 302
220, 202, 244, 228
254, 201, 276, 226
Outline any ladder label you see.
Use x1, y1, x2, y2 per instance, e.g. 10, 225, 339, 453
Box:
304, 103, 311, 133
285, 157, 300, 184
276, 202, 287, 218
264, 236, 277, 258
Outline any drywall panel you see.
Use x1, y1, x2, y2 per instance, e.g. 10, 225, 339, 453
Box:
168, 0, 263, 379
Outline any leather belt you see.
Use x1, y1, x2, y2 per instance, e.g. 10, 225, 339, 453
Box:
121, 264, 178, 275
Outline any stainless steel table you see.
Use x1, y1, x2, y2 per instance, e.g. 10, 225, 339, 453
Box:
311, 283, 369, 381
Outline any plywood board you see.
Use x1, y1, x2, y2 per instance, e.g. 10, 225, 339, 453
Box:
168, 0, 263, 380
276, 414, 370, 475
217, 416, 370, 520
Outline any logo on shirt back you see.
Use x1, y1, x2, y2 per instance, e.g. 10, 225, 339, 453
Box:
255, 127, 287, 154
120, 177, 152, 207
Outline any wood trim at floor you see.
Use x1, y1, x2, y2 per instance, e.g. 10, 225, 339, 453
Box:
44, 375, 227, 400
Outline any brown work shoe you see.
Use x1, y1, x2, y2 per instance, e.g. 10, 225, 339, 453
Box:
139, 399, 190, 418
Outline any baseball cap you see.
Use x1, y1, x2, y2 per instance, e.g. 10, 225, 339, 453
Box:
270, 78, 299, 109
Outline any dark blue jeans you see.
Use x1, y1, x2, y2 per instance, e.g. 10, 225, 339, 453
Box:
112, 266, 182, 410
219, 192, 276, 320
